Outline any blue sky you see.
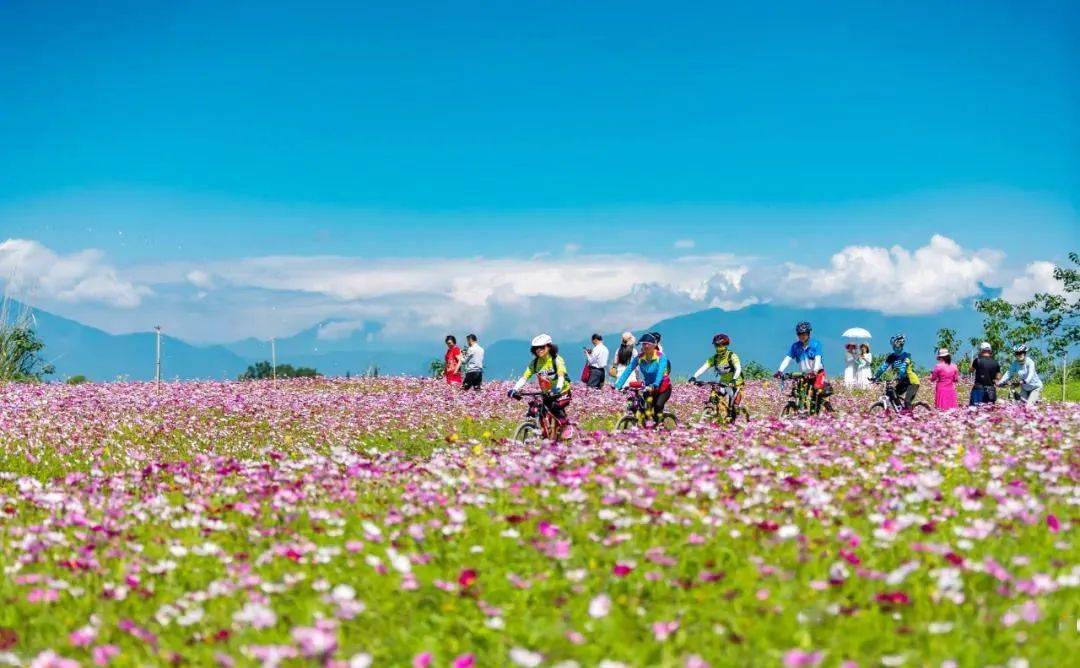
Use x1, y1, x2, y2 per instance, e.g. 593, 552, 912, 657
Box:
0, 1, 1077, 342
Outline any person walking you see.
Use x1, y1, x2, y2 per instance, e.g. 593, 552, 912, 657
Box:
930, 348, 960, 410
969, 342, 1001, 405
461, 334, 485, 390
610, 332, 637, 387
444, 335, 463, 385
583, 333, 609, 389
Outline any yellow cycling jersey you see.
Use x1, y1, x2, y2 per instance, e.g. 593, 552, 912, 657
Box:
706, 349, 744, 386
520, 354, 570, 395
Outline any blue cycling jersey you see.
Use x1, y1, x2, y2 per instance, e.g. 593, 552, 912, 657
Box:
787, 339, 823, 373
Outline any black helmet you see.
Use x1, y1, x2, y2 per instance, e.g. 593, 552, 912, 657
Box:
795, 321, 812, 335
712, 333, 731, 346
640, 332, 660, 345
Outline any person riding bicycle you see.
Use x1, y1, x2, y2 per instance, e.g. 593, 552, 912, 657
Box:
775, 321, 825, 388
997, 344, 1043, 406
615, 332, 672, 414
872, 334, 920, 408
508, 334, 573, 438
690, 333, 744, 406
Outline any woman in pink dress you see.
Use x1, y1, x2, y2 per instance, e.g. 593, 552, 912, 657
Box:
930, 348, 959, 410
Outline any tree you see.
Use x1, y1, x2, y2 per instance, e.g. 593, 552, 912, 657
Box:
429, 359, 446, 379
65, 375, 89, 385
0, 300, 54, 382
238, 361, 320, 380
742, 360, 771, 380
935, 328, 960, 355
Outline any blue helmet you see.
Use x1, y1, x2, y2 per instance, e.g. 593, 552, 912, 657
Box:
890, 333, 906, 349
795, 321, 812, 335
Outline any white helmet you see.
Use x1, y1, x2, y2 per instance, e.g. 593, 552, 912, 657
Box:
530, 333, 552, 347
979, 342, 992, 352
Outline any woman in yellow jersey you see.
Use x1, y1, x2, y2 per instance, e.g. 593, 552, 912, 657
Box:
509, 334, 573, 437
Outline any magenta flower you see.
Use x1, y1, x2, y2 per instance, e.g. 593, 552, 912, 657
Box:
783, 649, 824, 667
452, 653, 476, 668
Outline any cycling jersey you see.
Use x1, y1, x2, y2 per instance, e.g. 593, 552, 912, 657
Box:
778, 339, 823, 374
513, 354, 570, 395
875, 351, 920, 386
616, 352, 671, 392
692, 349, 743, 386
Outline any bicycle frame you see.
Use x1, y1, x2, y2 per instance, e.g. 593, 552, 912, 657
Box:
517, 391, 558, 439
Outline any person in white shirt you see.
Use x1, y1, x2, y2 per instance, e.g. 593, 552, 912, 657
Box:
461, 334, 485, 390
997, 344, 1042, 405
583, 333, 609, 389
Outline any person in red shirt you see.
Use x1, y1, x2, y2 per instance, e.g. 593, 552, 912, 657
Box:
444, 335, 463, 385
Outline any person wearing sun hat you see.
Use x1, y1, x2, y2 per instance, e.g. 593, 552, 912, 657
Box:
609, 332, 638, 386
930, 348, 960, 410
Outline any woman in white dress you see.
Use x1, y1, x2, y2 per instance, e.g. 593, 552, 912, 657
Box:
856, 343, 873, 388
843, 343, 859, 387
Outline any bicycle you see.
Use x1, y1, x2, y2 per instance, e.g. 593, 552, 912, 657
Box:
614, 382, 678, 431
511, 391, 567, 444
866, 379, 931, 417
778, 372, 834, 418
691, 379, 750, 426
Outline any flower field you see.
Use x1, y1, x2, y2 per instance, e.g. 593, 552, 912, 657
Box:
0, 378, 1076, 667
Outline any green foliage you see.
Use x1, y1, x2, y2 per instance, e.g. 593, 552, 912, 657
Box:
742, 360, 771, 380
429, 359, 446, 378
935, 328, 960, 355
0, 299, 54, 382
238, 360, 320, 380
65, 374, 89, 385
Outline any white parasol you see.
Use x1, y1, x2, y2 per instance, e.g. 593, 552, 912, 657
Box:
841, 327, 872, 341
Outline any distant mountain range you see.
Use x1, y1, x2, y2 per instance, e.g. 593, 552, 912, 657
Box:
12, 300, 986, 382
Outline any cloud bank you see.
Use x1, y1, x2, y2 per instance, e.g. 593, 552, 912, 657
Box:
0, 236, 1067, 344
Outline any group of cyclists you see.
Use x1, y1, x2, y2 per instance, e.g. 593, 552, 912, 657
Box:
506, 321, 1044, 437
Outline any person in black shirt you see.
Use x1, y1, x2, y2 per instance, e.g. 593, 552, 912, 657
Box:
969, 342, 1001, 405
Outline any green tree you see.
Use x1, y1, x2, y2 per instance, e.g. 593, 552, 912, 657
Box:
742, 360, 771, 380
65, 374, 89, 385
429, 359, 446, 379
0, 299, 54, 382
935, 328, 960, 355
238, 361, 320, 380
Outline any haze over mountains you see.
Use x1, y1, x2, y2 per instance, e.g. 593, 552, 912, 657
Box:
16, 299, 984, 382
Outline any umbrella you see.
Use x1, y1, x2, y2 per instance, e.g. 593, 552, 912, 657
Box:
841, 327, 872, 340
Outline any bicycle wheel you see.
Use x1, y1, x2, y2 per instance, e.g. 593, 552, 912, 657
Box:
512, 421, 540, 445
909, 402, 932, 418
614, 415, 638, 431
866, 402, 887, 416
780, 401, 799, 418
695, 406, 719, 426
658, 413, 678, 431
732, 407, 751, 424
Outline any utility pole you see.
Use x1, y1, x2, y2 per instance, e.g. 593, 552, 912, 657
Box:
271, 338, 277, 381
154, 325, 163, 383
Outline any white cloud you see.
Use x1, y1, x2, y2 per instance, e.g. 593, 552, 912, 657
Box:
673, 239, 695, 249
755, 235, 1003, 314
1000, 261, 1064, 302
0, 238, 150, 308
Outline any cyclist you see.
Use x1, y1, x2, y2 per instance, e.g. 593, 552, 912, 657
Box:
615, 332, 672, 414
997, 344, 1043, 405
690, 333, 744, 407
508, 334, 573, 438
775, 321, 825, 389
872, 334, 920, 408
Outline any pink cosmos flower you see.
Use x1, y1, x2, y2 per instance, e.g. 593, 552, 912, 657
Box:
783, 649, 824, 667
412, 652, 433, 668
537, 521, 560, 537
1046, 514, 1060, 533
458, 569, 478, 589
291, 625, 337, 658
452, 653, 476, 668
652, 620, 679, 641
30, 651, 80, 668
612, 562, 634, 577
92, 645, 120, 666
589, 593, 612, 618
69, 625, 97, 647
